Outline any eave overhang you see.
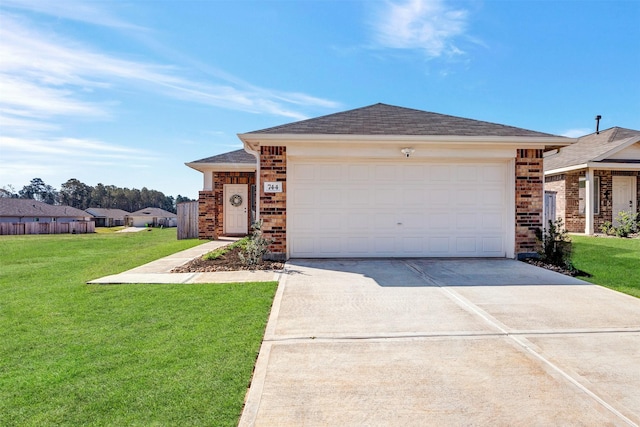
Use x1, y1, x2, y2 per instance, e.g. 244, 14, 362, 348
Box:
238, 133, 574, 152
185, 162, 256, 173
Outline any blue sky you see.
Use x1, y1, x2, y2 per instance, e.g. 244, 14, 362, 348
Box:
1, 0, 638, 199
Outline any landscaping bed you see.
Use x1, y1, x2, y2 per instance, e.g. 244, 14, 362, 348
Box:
172, 243, 284, 272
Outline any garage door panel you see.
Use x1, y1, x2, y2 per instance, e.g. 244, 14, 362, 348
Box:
289, 161, 508, 257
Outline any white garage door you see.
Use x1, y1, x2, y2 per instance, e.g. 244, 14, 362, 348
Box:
288, 161, 509, 258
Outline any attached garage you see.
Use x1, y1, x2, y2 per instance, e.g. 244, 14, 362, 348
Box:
189, 103, 573, 260
288, 160, 511, 258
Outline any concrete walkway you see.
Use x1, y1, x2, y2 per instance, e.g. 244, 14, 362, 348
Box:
87, 238, 281, 284
240, 259, 640, 426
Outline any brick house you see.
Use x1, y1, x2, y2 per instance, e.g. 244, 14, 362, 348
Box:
187, 103, 571, 260
544, 127, 640, 234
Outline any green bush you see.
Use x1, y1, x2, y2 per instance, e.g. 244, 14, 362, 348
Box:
600, 211, 639, 238
203, 237, 248, 260
536, 218, 573, 269
238, 220, 272, 267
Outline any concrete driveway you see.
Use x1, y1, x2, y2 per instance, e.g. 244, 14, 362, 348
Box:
240, 259, 640, 426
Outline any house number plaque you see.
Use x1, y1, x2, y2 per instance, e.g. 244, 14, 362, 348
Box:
264, 182, 282, 193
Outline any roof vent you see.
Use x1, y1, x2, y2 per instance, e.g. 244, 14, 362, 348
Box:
595, 115, 602, 134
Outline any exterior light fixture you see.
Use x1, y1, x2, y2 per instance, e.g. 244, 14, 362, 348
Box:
401, 147, 415, 158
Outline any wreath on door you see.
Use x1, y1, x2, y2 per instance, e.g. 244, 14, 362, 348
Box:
229, 194, 243, 207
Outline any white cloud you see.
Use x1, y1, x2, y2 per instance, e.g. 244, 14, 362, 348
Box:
0, 10, 340, 136
0, 0, 147, 31
372, 0, 469, 58
561, 128, 591, 138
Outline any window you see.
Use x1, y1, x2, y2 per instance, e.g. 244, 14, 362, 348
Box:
579, 176, 600, 215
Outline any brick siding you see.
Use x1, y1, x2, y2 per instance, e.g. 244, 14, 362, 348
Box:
515, 149, 543, 255
198, 191, 216, 239
197, 172, 255, 239
260, 146, 287, 260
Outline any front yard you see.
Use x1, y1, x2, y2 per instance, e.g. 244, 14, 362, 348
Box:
0, 229, 277, 426
571, 235, 640, 298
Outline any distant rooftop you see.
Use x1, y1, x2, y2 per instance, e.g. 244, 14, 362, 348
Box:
545, 127, 640, 171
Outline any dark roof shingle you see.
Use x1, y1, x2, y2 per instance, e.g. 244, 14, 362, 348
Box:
0, 199, 89, 218
190, 149, 255, 164
544, 127, 640, 171
247, 103, 559, 137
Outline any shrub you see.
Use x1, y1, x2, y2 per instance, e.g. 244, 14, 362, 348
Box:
203, 238, 248, 260
536, 218, 573, 269
613, 211, 639, 238
238, 220, 272, 267
600, 211, 639, 238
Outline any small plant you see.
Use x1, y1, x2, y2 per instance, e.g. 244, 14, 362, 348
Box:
600, 221, 614, 236
238, 220, 272, 267
536, 218, 573, 269
613, 211, 639, 238
600, 211, 639, 238
203, 237, 248, 261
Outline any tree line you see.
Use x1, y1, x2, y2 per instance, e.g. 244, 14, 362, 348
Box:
0, 178, 194, 214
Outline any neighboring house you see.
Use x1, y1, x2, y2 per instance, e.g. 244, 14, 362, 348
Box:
0, 199, 94, 235
0, 198, 91, 223
544, 127, 640, 234
126, 207, 177, 227
187, 103, 572, 260
85, 208, 130, 227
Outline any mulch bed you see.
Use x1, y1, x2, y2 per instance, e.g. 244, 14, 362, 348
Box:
171, 244, 284, 273
522, 259, 591, 277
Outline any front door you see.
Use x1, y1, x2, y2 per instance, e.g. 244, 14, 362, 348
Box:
224, 184, 248, 235
612, 176, 637, 225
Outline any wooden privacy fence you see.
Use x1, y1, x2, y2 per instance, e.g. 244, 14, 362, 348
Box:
0, 221, 95, 236
177, 201, 198, 240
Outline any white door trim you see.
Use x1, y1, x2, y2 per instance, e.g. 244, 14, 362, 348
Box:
224, 184, 248, 235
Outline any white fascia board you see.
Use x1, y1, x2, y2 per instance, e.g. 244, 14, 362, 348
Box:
185, 162, 256, 173
238, 133, 574, 151
545, 162, 640, 176
544, 164, 588, 175
592, 136, 640, 161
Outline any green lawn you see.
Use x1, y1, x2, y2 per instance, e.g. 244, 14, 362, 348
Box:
0, 229, 277, 426
571, 235, 640, 298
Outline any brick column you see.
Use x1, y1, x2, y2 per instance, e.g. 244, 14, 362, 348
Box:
198, 190, 216, 240
515, 149, 543, 257
260, 146, 287, 260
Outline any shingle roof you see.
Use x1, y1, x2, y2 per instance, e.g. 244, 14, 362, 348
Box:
128, 207, 176, 217
85, 208, 130, 218
0, 199, 89, 218
544, 127, 640, 171
190, 149, 255, 164
247, 103, 560, 137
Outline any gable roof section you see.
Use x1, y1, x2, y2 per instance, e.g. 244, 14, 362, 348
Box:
0, 199, 89, 218
544, 127, 640, 172
185, 148, 257, 172
247, 103, 560, 137
128, 207, 176, 217
85, 208, 130, 218
189, 149, 255, 164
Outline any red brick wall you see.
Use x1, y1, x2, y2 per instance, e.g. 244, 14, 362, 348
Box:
260, 146, 287, 259
515, 149, 543, 255
198, 191, 216, 239
213, 172, 255, 237
563, 172, 583, 232
595, 170, 612, 231
197, 172, 255, 239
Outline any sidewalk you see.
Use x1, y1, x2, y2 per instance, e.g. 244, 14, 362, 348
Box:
87, 238, 282, 284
